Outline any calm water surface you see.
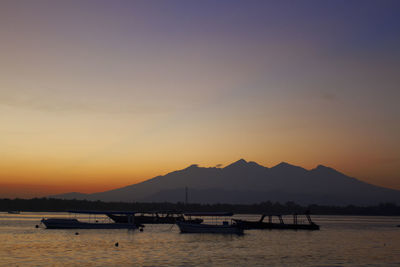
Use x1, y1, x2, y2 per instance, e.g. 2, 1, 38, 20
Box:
1, 213, 399, 266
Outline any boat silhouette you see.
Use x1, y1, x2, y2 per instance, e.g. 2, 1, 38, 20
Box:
176, 212, 244, 234
233, 212, 320, 230
107, 211, 203, 225
41, 211, 137, 229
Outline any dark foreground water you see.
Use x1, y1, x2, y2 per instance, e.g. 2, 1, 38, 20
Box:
1, 213, 399, 266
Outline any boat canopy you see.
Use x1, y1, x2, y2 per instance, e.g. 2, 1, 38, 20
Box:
184, 212, 234, 217
68, 210, 136, 215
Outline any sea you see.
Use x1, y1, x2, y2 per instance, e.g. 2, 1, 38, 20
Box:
0, 213, 399, 266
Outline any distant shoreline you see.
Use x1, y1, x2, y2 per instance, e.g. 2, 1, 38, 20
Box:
1, 198, 399, 216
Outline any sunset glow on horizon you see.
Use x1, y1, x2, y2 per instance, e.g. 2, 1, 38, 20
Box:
1, 0, 399, 198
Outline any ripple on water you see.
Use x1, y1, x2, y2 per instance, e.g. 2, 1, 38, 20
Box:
1, 214, 400, 266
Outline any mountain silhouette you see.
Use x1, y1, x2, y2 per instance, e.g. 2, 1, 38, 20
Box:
50, 159, 400, 205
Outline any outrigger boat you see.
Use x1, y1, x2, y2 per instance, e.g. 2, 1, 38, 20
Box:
41, 211, 137, 229
176, 212, 244, 235
233, 213, 320, 230
107, 211, 203, 225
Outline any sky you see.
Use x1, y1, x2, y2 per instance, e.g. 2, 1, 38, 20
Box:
1, 0, 399, 198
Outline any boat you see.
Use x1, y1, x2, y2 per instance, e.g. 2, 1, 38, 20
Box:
176, 212, 244, 234
233, 213, 320, 230
41, 211, 137, 229
107, 211, 174, 224
107, 211, 203, 225
7, 211, 20, 214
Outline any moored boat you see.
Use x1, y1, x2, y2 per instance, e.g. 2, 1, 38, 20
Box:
233, 213, 320, 230
41, 211, 137, 229
176, 212, 243, 235
7, 211, 20, 214
107, 211, 203, 225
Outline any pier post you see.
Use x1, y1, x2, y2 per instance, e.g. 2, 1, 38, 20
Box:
278, 215, 284, 224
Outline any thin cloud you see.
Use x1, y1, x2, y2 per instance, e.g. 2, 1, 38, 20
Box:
0, 90, 173, 115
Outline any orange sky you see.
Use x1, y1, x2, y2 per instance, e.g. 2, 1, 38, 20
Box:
1, 1, 399, 198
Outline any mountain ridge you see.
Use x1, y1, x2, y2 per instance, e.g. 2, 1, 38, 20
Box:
49, 159, 400, 205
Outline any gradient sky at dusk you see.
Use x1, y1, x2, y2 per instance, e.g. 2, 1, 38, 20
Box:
1, 0, 399, 198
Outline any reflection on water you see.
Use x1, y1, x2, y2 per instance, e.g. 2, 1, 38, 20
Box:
1, 213, 400, 266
